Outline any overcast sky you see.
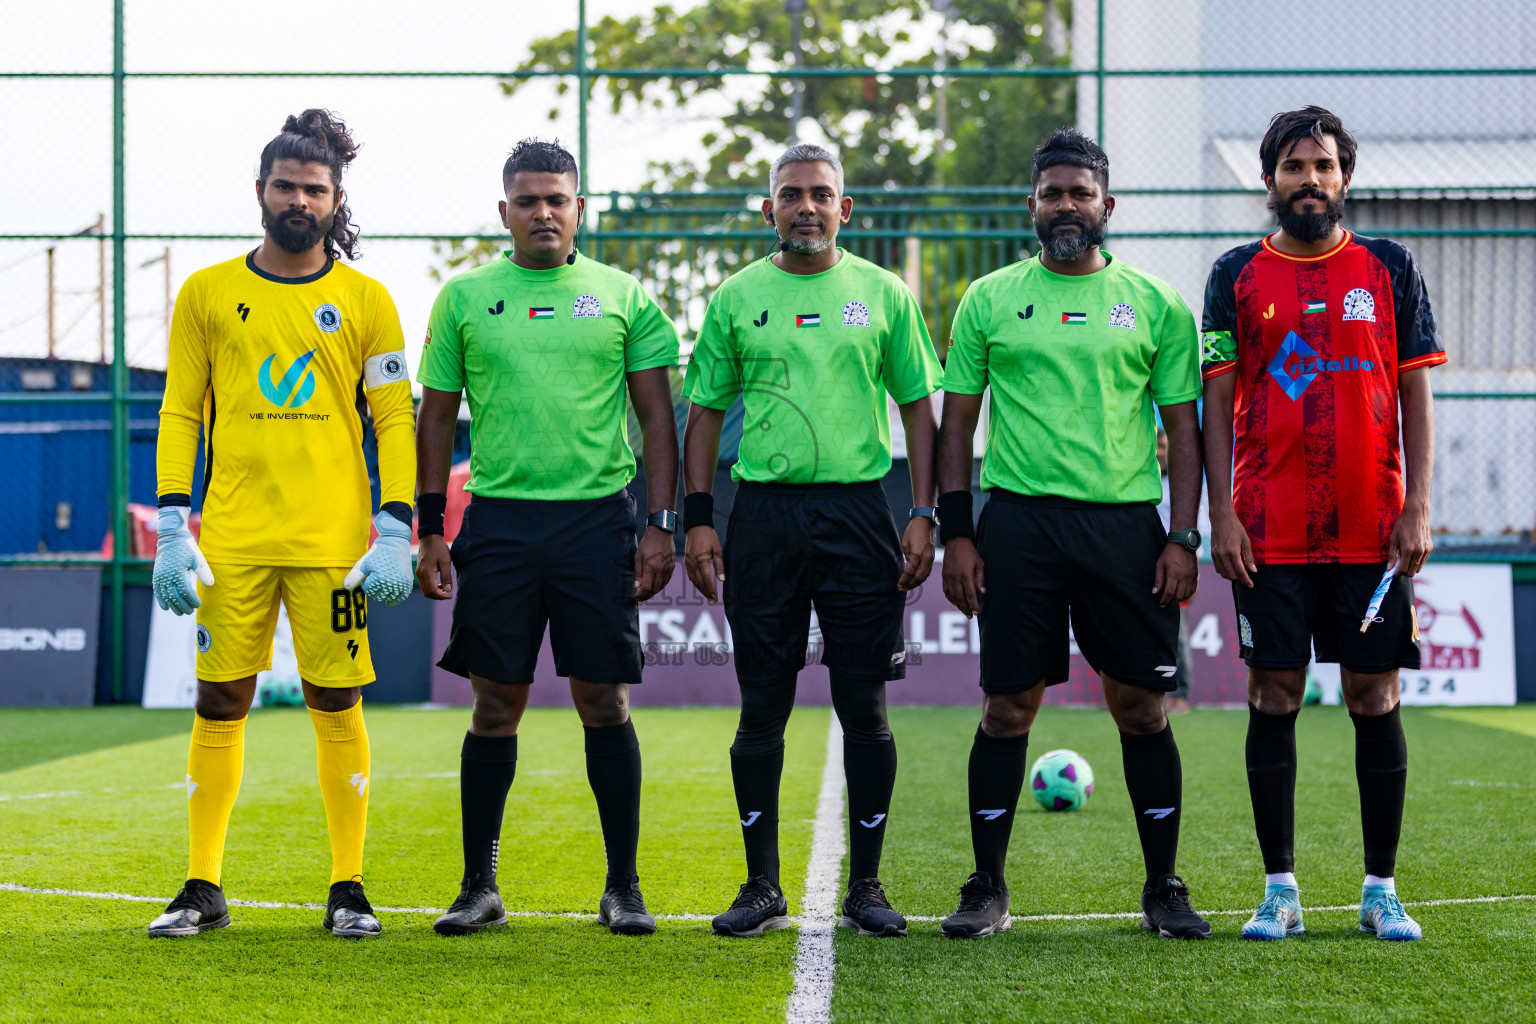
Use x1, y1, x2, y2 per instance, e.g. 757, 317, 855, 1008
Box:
0, 0, 789, 373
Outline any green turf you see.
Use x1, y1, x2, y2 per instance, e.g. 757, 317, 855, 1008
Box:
2, 704, 1533, 1023
0, 707, 189, 773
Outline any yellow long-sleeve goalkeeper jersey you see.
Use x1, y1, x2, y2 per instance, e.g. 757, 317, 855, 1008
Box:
157, 251, 416, 567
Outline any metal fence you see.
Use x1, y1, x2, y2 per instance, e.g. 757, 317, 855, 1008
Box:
3, 0, 1534, 699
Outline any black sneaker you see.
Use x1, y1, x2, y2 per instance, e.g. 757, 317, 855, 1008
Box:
940, 871, 1012, 939
433, 881, 508, 936
598, 876, 657, 935
323, 880, 382, 938
839, 878, 907, 937
712, 876, 791, 937
1140, 874, 1211, 939
147, 878, 230, 937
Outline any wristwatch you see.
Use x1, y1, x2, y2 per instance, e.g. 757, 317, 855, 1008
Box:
647, 510, 678, 533
1167, 528, 1201, 553
909, 506, 939, 524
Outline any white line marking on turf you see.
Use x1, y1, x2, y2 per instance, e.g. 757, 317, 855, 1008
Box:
786, 716, 845, 1024
3, 884, 1531, 925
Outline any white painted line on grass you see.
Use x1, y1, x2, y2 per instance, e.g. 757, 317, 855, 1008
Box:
4, 883, 1531, 926
785, 716, 845, 1024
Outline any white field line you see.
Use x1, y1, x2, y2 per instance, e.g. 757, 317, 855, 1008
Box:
785, 716, 845, 1024
3, 884, 1532, 925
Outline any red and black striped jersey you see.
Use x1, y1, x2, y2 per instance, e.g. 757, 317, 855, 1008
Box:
1201, 231, 1446, 564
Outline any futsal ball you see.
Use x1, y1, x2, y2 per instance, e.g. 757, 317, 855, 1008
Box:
256, 678, 304, 708
1028, 749, 1094, 811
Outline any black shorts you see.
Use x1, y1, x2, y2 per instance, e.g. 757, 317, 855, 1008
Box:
976, 491, 1178, 692
1235, 563, 1421, 673
724, 481, 906, 684
438, 490, 641, 686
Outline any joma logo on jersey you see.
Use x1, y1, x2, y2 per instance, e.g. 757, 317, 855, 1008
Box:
258, 350, 318, 408
1267, 331, 1374, 401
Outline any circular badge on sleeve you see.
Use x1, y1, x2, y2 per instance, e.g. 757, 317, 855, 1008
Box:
196, 625, 212, 653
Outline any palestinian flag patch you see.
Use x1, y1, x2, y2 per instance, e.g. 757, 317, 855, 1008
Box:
1302, 301, 1326, 314
1061, 312, 1087, 325
796, 314, 821, 328
529, 307, 555, 319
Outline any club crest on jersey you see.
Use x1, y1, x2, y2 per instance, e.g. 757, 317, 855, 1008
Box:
196, 625, 212, 653
313, 303, 342, 333
573, 294, 602, 318
1342, 287, 1377, 322
1108, 303, 1136, 330
842, 300, 871, 327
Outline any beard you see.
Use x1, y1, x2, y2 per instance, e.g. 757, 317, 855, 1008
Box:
1034, 210, 1107, 263
778, 218, 833, 255
262, 201, 331, 254
1269, 185, 1345, 243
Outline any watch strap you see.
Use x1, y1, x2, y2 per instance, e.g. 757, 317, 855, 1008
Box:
647, 509, 678, 533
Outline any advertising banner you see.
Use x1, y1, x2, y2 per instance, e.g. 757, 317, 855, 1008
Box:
0, 567, 101, 707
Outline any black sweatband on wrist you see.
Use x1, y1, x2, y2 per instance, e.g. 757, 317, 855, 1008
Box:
683, 491, 715, 533
417, 492, 448, 537
157, 493, 192, 509
936, 489, 975, 544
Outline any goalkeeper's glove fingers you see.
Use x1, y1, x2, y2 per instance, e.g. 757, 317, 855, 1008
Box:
152, 506, 215, 616
344, 510, 415, 607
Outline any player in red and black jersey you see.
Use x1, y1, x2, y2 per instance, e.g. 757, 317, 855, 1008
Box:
1201, 107, 1444, 942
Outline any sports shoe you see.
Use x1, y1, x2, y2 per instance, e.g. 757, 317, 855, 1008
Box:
712, 876, 791, 937
940, 871, 1011, 939
599, 876, 657, 935
433, 881, 508, 936
1360, 885, 1422, 941
1139, 874, 1211, 939
323, 880, 382, 938
838, 878, 907, 937
1241, 883, 1305, 940
147, 878, 230, 937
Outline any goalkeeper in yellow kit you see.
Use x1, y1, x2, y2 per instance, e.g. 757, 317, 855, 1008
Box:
147, 110, 416, 939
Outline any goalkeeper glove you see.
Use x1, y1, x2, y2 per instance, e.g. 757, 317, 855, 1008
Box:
344, 510, 415, 606
152, 505, 214, 615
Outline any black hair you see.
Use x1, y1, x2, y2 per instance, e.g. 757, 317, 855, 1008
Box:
502, 138, 580, 193
257, 109, 361, 261
1260, 106, 1357, 180
1031, 126, 1109, 192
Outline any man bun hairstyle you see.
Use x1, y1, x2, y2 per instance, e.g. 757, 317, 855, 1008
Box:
258, 108, 361, 261
1031, 127, 1109, 192
1260, 105, 1357, 180
503, 138, 580, 193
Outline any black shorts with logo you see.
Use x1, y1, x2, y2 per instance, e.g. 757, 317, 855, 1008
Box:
1235, 562, 1420, 673
438, 490, 641, 686
724, 481, 907, 684
976, 491, 1179, 692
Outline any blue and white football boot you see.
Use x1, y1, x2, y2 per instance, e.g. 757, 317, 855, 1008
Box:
1241, 882, 1305, 940
1360, 884, 1422, 941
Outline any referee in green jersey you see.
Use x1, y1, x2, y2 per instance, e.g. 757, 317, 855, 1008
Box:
683, 144, 942, 938
935, 128, 1212, 940
415, 140, 681, 936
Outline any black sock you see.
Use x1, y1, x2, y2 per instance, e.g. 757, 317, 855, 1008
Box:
1352, 703, 1407, 878
844, 737, 897, 880
1246, 704, 1299, 874
584, 719, 642, 885
1120, 722, 1183, 885
731, 749, 784, 887
967, 726, 1029, 888
460, 731, 517, 887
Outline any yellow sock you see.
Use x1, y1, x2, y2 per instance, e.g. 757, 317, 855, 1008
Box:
309, 702, 371, 884
186, 714, 245, 886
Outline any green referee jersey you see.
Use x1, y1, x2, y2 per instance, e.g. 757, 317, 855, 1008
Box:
943, 253, 1201, 504
418, 251, 680, 500
683, 249, 941, 484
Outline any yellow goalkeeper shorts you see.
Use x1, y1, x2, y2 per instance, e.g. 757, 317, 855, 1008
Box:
194, 563, 375, 687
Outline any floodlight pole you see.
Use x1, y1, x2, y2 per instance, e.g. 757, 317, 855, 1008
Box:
110, 0, 127, 703
577, 0, 590, 231
787, 0, 807, 144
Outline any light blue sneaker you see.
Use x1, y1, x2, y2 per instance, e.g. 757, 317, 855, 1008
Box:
1360, 885, 1422, 941
1241, 883, 1305, 940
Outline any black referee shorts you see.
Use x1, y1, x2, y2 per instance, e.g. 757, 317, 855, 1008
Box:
1235, 563, 1421, 673
438, 490, 642, 687
724, 481, 907, 684
977, 491, 1178, 692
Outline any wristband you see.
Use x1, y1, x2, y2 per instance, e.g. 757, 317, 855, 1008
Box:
936, 490, 975, 544
417, 492, 448, 537
683, 491, 715, 533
